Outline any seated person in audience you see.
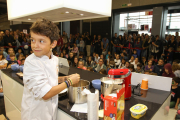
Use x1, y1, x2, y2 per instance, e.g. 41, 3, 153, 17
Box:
172, 64, 180, 78
129, 64, 135, 72
119, 58, 126, 68
86, 56, 94, 68
135, 63, 144, 74
87, 67, 93, 72
173, 59, 180, 65
25, 54, 29, 58
0, 51, 8, 69
6, 48, 16, 61
106, 51, 111, 60
123, 61, 130, 69
114, 54, 121, 68
0, 46, 8, 58
60, 53, 64, 58
100, 54, 106, 63
72, 56, 79, 67
129, 56, 135, 64
141, 57, 147, 66
113, 52, 117, 59
15, 48, 23, 59
153, 58, 164, 76
145, 60, 154, 72
78, 52, 86, 64
62, 49, 68, 59
77, 61, 87, 70
132, 58, 139, 69
7, 53, 18, 68
170, 77, 180, 109
71, 43, 78, 54
92, 52, 96, 61
120, 52, 128, 61
162, 47, 174, 64
162, 63, 175, 78
99, 69, 107, 75
107, 60, 116, 73
94, 53, 100, 64
17, 54, 24, 65
53, 50, 59, 57
132, 49, 138, 59
144, 70, 151, 75
62, 43, 69, 55
68, 52, 74, 66
93, 58, 106, 72
149, 55, 155, 65
21, 59, 25, 65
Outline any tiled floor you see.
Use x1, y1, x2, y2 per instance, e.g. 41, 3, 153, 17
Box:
0, 97, 6, 117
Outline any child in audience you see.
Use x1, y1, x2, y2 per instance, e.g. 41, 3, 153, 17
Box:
94, 53, 100, 64
0, 46, 8, 58
7, 53, 18, 68
15, 48, 23, 59
119, 58, 126, 68
172, 64, 180, 78
129, 64, 135, 72
21, 59, 25, 65
77, 61, 87, 70
114, 54, 121, 68
120, 52, 128, 61
17, 54, 23, 65
99, 69, 107, 75
141, 57, 147, 66
132, 58, 139, 69
6, 48, 16, 61
135, 63, 144, 73
106, 51, 111, 60
170, 77, 180, 109
0, 51, 8, 69
71, 43, 78, 55
162, 63, 175, 78
68, 52, 74, 66
162, 47, 174, 64
145, 60, 154, 72
62, 50, 68, 59
123, 61, 130, 69
60, 53, 64, 58
87, 67, 94, 72
153, 58, 164, 76
72, 56, 79, 67
92, 52, 96, 61
113, 52, 117, 59
132, 50, 138, 59
149, 55, 155, 65
144, 70, 151, 75
78, 52, 86, 64
79, 37, 85, 52
86, 56, 94, 68
129, 56, 135, 64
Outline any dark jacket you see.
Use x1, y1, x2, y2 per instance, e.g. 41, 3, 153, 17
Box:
162, 63, 175, 78
153, 64, 164, 76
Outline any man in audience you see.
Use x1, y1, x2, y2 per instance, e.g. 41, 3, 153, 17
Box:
3, 30, 14, 51
101, 37, 109, 55
152, 58, 164, 76
93, 58, 106, 72
111, 33, 118, 53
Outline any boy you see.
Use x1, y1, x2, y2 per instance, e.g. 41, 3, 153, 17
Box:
135, 63, 144, 73
152, 58, 164, 76
21, 18, 80, 120
6, 48, 15, 61
132, 49, 138, 59
15, 48, 23, 59
7, 53, 18, 68
0, 46, 8, 58
170, 77, 180, 109
21, 59, 25, 65
79, 37, 85, 52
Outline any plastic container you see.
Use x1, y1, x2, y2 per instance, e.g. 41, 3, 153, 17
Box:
130, 104, 148, 119
91, 79, 101, 90
11, 64, 19, 71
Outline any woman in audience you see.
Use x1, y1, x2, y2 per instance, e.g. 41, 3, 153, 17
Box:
132, 58, 139, 69
71, 43, 78, 55
119, 58, 126, 68
60, 53, 64, 58
134, 37, 142, 60
77, 61, 87, 70
62, 49, 68, 59
72, 56, 79, 67
162, 63, 175, 78
86, 56, 94, 68
123, 61, 130, 69
114, 54, 121, 68
0, 51, 8, 69
129, 56, 135, 64
145, 60, 154, 72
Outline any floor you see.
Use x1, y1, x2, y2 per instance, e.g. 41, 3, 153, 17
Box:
0, 96, 178, 120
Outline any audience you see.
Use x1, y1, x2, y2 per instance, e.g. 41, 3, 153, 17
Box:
162, 63, 175, 78
93, 58, 106, 72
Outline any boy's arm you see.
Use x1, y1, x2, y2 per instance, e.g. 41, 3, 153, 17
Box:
175, 98, 180, 109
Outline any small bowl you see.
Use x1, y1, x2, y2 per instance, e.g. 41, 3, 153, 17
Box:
19, 65, 24, 72
11, 64, 19, 71
92, 79, 101, 90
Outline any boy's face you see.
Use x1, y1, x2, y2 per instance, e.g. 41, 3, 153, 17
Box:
172, 80, 178, 86
0, 47, 4, 51
21, 60, 25, 65
8, 49, 13, 54
158, 60, 163, 66
10, 56, 15, 61
18, 49, 22, 53
30, 32, 57, 57
116, 55, 119, 59
134, 51, 137, 54
168, 48, 172, 52
96, 54, 98, 57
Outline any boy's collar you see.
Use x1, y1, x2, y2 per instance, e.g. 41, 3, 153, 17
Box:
38, 53, 54, 60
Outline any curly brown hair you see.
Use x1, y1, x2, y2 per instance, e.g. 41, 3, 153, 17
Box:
30, 18, 60, 43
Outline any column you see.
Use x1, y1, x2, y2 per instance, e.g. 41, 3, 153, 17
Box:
113, 13, 120, 36
62, 21, 70, 37
151, 7, 168, 40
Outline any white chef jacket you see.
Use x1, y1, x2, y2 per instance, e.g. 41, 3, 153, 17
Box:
21, 53, 59, 120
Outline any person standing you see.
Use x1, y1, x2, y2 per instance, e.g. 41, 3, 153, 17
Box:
94, 35, 101, 55
3, 30, 14, 51
142, 35, 150, 58
101, 37, 109, 55
85, 34, 91, 56
111, 33, 118, 53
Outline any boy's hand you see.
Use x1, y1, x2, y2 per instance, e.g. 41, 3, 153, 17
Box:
69, 73, 80, 85
175, 105, 178, 110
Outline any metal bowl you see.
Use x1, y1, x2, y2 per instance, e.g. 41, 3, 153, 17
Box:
68, 80, 90, 104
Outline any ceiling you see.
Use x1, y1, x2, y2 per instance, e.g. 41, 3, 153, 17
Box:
0, 0, 7, 15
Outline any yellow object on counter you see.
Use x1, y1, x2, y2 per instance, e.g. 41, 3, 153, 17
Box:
130, 104, 148, 119
98, 109, 104, 118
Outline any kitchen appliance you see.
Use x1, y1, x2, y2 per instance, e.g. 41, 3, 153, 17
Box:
68, 80, 90, 104
107, 69, 132, 100
58, 57, 69, 76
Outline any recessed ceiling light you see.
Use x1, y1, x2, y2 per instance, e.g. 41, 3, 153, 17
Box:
28, 18, 31, 20
80, 14, 84, 16
65, 11, 69, 13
